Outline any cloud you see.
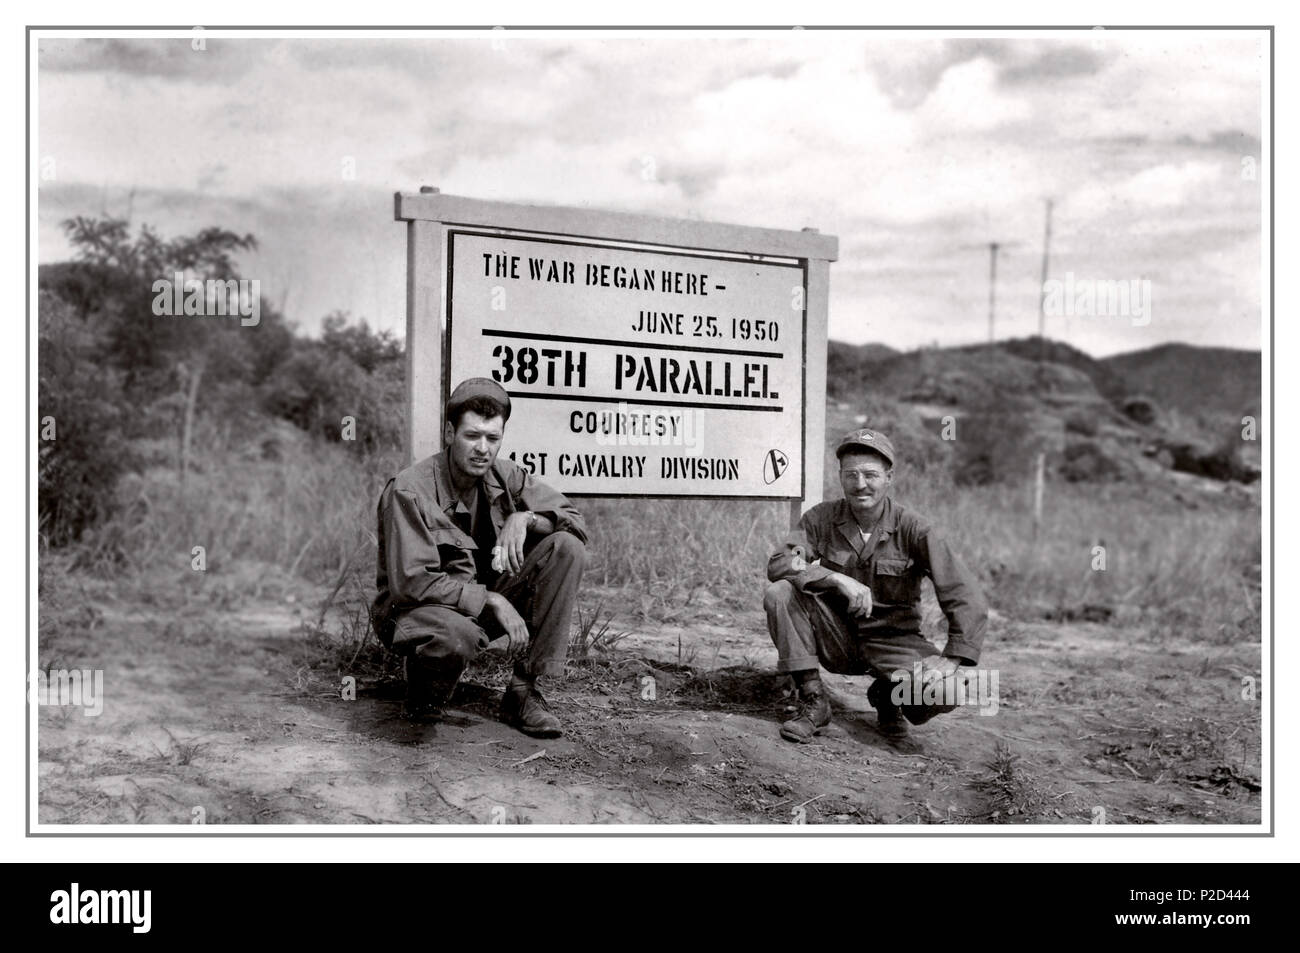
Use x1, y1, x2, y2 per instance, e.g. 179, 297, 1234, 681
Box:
39, 36, 262, 82
989, 42, 1106, 86
35, 31, 1264, 354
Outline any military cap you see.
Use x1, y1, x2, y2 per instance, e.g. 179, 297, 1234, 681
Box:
447, 377, 512, 422
835, 427, 895, 466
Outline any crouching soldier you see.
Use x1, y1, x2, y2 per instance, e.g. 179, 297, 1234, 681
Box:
764, 428, 988, 742
371, 378, 588, 738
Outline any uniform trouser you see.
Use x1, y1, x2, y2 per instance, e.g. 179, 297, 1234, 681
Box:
763, 578, 958, 722
391, 533, 586, 700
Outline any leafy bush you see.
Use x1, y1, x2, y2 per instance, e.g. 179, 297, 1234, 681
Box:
37, 293, 138, 548
39, 218, 406, 553
259, 337, 404, 452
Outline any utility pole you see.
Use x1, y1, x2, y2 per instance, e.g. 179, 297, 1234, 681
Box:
1037, 198, 1054, 364
963, 240, 1016, 345
987, 241, 1000, 344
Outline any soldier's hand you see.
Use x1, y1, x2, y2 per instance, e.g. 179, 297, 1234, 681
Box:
484, 593, 529, 656
837, 575, 873, 619
498, 512, 532, 574
919, 654, 961, 684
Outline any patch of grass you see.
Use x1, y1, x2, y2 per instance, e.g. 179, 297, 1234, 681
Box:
583, 498, 780, 609
86, 419, 400, 586
289, 581, 403, 695
973, 742, 1056, 822
897, 468, 1260, 641
1090, 714, 1261, 792
155, 728, 205, 767
37, 552, 107, 665
677, 632, 699, 667
42, 400, 1260, 644
569, 601, 631, 660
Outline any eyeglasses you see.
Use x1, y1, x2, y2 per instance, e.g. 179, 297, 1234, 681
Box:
839, 467, 888, 483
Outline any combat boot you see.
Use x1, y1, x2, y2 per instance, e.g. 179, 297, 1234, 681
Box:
403, 657, 458, 723
867, 676, 910, 739
780, 677, 832, 743
501, 676, 563, 738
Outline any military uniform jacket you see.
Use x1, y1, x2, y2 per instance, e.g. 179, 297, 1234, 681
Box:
766, 496, 987, 664
372, 452, 588, 641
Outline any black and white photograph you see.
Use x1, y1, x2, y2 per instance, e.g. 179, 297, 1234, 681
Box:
29, 20, 1269, 839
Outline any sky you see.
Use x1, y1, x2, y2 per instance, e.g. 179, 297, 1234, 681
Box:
36, 29, 1266, 357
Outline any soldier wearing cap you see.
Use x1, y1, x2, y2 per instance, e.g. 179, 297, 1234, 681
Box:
371, 378, 588, 737
764, 427, 988, 742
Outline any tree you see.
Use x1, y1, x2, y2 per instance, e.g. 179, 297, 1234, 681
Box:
59, 216, 258, 393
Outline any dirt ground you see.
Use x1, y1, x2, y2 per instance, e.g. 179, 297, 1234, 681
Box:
37, 573, 1262, 827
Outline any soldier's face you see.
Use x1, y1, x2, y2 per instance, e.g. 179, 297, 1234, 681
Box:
445, 411, 504, 480
839, 451, 892, 511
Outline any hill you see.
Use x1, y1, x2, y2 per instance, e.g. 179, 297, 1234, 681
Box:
992, 337, 1129, 400
824, 336, 1260, 491
1102, 343, 1262, 418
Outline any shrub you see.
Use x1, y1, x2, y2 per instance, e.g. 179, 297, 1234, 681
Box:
37, 293, 139, 548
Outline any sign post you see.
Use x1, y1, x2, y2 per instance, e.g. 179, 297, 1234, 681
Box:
396, 188, 836, 528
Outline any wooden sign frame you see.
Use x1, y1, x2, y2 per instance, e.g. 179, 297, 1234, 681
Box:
396, 188, 837, 527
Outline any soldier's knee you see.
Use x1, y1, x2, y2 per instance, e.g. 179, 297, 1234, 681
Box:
545, 531, 586, 565
764, 579, 795, 614
442, 610, 486, 646
394, 605, 485, 662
